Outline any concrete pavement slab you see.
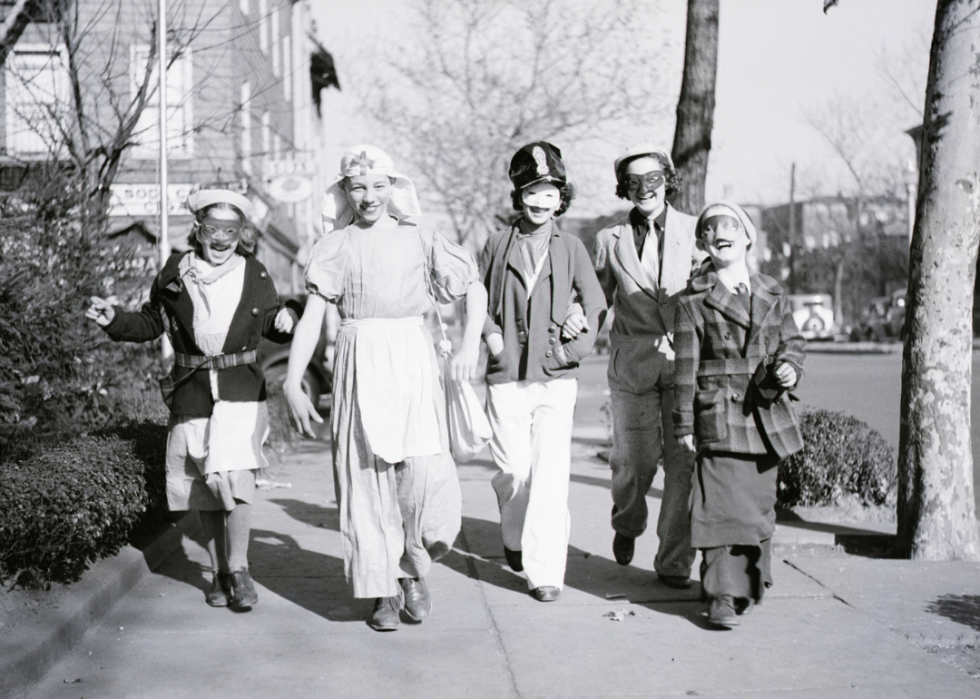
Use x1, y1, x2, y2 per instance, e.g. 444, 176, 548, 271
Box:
786, 557, 980, 647
489, 597, 979, 698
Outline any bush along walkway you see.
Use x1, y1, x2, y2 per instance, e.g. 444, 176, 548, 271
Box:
8, 427, 980, 699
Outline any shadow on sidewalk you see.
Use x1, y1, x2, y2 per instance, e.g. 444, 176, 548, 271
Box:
446, 515, 705, 626
248, 528, 368, 623
926, 594, 980, 632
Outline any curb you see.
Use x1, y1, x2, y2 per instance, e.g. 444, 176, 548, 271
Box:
0, 513, 197, 699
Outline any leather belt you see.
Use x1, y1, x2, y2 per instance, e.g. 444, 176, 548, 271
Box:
174, 350, 257, 370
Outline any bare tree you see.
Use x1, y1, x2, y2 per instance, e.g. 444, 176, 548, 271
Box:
896, 0, 980, 560
4, 0, 219, 230
360, 0, 670, 249
670, 0, 718, 215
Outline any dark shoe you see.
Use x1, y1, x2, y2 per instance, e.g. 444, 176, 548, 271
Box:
228, 568, 258, 610
399, 577, 431, 622
206, 571, 232, 607
369, 595, 402, 631
504, 547, 524, 572
531, 586, 561, 602
707, 595, 740, 628
735, 597, 755, 616
658, 573, 692, 590
612, 533, 635, 566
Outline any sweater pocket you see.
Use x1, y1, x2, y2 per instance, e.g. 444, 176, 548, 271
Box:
694, 388, 727, 444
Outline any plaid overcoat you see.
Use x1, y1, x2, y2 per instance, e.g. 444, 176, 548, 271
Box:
672, 267, 805, 459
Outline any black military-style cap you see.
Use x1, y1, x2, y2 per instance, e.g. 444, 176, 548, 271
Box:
508, 141, 567, 190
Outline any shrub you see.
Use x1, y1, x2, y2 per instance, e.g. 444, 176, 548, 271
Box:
777, 408, 896, 508
0, 421, 168, 588
0, 183, 165, 462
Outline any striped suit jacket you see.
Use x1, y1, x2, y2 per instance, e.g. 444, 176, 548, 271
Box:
672, 266, 805, 459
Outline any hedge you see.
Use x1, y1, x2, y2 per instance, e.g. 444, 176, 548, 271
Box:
777, 408, 896, 508
0, 421, 168, 588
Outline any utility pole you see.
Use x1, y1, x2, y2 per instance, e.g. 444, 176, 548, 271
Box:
158, 0, 171, 359
788, 163, 796, 294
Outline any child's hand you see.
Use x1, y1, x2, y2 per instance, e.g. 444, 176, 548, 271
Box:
274, 307, 298, 334
284, 380, 323, 438
86, 297, 116, 327
678, 434, 696, 453
451, 335, 481, 383
486, 332, 504, 357
561, 311, 588, 340
775, 362, 797, 388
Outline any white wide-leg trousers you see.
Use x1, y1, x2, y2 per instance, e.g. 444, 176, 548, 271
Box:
486, 378, 577, 590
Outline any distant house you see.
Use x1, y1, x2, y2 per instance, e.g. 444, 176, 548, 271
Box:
755, 196, 910, 327
0, 0, 331, 294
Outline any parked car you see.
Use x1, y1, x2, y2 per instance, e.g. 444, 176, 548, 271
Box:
257, 295, 332, 408
851, 289, 906, 342
789, 294, 836, 341
853, 296, 893, 342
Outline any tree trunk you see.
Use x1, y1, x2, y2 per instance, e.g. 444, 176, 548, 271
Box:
898, 0, 980, 560
670, 0, 719, 216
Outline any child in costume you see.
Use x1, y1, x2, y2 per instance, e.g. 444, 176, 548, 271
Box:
672, 201, 805, 628
284, 145, 487, 631
86, 189, 298, 611
479, 141, 606, 602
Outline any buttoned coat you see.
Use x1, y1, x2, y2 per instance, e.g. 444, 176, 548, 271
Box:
480, 220, 606, 385
594, 205, 705, 393
672, 267, 805, 459
103, 251, 299, 417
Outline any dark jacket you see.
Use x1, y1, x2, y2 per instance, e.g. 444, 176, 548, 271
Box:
673, 267, 805, 459
103, 252, 299, 417
480, 220, 606, 385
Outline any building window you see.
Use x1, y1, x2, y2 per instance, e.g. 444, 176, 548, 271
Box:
130, 44, 194, 160
241, 81, 252, 175
5, 45, 69, 157
259, 0, 269, 53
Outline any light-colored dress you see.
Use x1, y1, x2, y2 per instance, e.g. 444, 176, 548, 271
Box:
165, 253, 268, 511
305, 221, 477, 598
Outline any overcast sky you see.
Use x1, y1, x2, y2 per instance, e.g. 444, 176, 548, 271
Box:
311, 0, 937, 215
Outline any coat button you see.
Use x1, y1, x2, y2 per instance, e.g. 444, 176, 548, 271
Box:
549, 325, 557, 333
545, 351, 553, 358
549, 337, 556, 344
731, 393, 741, 402
242, 346, 248, 351
724, 332, 732, 340
251, 307, 259, 315
259, 271, 267, 279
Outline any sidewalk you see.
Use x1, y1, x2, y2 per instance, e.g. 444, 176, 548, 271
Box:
6, 421, 980, 699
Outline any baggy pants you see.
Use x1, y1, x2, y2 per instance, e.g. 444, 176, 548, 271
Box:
486, 378, 577, 590
609, 375, 696, 578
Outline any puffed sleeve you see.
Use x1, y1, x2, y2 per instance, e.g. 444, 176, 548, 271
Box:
428, 230, 479, 303
304, 231, 351, 303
